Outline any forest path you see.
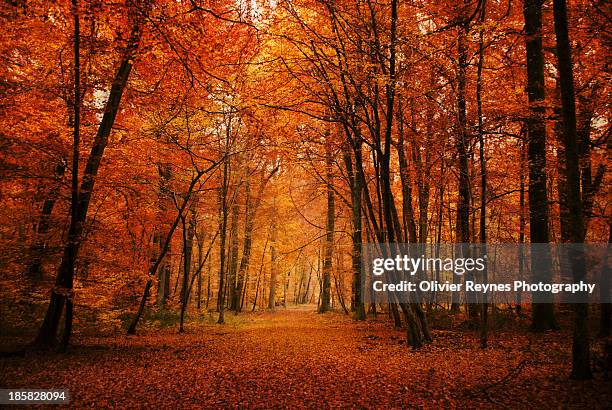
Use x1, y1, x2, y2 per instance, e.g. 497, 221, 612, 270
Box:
2, 307, 611, 408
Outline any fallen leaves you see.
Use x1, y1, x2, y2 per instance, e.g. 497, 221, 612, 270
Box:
1, 307, 610, 408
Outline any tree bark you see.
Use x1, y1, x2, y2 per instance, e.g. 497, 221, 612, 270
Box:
345, 141, 366, 320
523, 0, 557, 331
552, 0, 591, 379
318, 144, 334, 313
476, 0, 488, 348
452, 8, 471, 316
156, 164, 172, 307
227, 181, 240, 312
217, 156, 229, 324
179, 203, 196, 333
268, 207, 278, 310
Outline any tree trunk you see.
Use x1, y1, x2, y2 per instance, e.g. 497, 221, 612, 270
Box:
268, 210, 278, 310
318, 145, 334, 313
517, 139, 526, 313
156, 164, 172, 307
476, 1, 488, 348
217, 156, 229, 324
552, 0, 591, 379
196, 230, 204, 310
451, 13, 471, 315
599, 221, 611, 338
346, 141, 366, 320
523, 0, 557, 331
58, 0, 81, 352
179, 204, 196, 333
227, 182, 240, 312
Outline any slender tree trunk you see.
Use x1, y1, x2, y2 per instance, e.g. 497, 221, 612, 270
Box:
268, 204, 278, 310
453, 7, 473, 317
476, 0, 488, 348
517, 138, 526, 313
318, 144, 334, 313
232, 169, 249, 311
217, 157, 229, 324
179, 204, 196, 333
227, 182, 240, 312
252, 235, 268, 312
396, 99, 418, 244
196, 231, 204, 310
156, 164, 172, 307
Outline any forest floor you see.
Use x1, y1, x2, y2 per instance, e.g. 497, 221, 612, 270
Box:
1, 305, 611, 408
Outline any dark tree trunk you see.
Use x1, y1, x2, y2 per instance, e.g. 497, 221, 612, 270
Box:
156, 164, 172, 307
552, 0, 591, 379
599, 221, 611, 338
517, 139, 526, 313
58, 0, 81, 352
196, 231, 204, 310
345, 141, 366, 320
227, 183, 240, 313
523, 0, 557, 331
452, 12, 471, 316
476, 0, 488, 349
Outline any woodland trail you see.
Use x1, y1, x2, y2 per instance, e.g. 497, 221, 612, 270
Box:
1, 307, 611, 408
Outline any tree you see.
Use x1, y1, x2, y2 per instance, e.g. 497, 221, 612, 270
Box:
522, 0, 557, 331
552, 0, 591, 379
35, 1, 144, 348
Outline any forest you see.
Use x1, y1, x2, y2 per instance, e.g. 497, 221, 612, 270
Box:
0, 0, 610, 407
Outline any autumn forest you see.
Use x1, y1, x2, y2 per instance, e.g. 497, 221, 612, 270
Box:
0, 0, 610, 407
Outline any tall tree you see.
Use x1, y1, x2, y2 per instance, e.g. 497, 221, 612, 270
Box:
522, 0, 557, 331
476, 0, 488, 348
451, 0, 472, 315
552, 0, 591, 379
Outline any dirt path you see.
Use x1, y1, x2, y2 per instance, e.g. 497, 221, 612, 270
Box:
1, 307, 610, 408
